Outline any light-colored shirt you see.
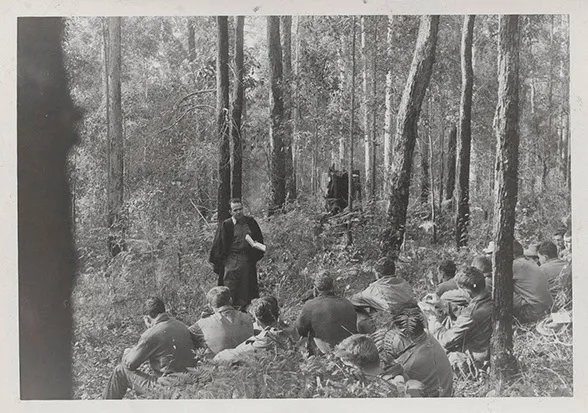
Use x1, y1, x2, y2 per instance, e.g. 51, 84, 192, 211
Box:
189, 305, 253, 354
214, 325, 292, 363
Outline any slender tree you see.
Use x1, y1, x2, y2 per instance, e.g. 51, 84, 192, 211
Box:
361, 16, 372, 202
187, 18, 196, 62
106, 17, 125, 257
292, 16, 301, 195
455, 15, 475, 249
231, 16, 244, 198
281, 15, 296, 201
349, 16, 357, 212
371, 17, 379, 200
216, 16, 231, 221
491, 14, 520, 385
267, 16, 286, 214
383, 15, 395, 196
382, 16, 439, 255
445, 124, 457, 201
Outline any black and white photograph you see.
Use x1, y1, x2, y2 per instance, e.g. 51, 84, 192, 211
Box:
8, 0, 588, 409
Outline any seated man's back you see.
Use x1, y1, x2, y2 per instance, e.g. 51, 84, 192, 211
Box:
128, 312, 197, 376
296, 272, 357, 349
513, 256, 552, 322
350, 276, 415, 312
192, 306, 253, 354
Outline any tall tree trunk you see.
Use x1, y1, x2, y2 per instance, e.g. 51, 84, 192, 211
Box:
292, 16, 301, 197
491, 14, 520, 385
438, 87, 445, 206
455, 15, 475, 249
383, 15, 395, 197
382, 16, 439, 256
445, 124, 457, 201
420, 104, 430, 204
371, 17, 379, 200
188, 18, 196, 62
281, 15, 296, 201
348, 16, 357, 213
106, 17, 125, 257
543, 15, 555, 193
231, 16, 244, 199
267, 16, 286, 215
18, 17, 76, 398
216, 17, 231, 222
429, 103, 437, 243
361, 16, 372, 203
337, 34, 347, 169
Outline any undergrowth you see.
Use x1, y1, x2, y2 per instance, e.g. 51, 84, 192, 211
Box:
71, 199, 573, 399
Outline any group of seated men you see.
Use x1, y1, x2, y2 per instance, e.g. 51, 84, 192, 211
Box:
103, 231, 572, 399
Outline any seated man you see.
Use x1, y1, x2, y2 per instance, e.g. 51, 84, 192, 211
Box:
552, 228, 566, 256
253, 295, 299, 341
214, 297, 293, 363
428, 267, 493, 367
524, 242, 541, 266
435, 259, 458, 296
296, 271, 358, 354
189, 286, 254, 355
512, 240, 553, 323
103, 297, 201, 399
471, 255, 493, 294
334, 334, 424, 397
372, 304, 453, 397
536, 240, 567, 294
349, 257, 416, 333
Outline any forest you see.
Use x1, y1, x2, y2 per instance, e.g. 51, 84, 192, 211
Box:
59, 15, 571, 398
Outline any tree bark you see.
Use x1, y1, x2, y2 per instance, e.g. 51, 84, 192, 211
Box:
455, 15, 475, 249
420, 105, 430, 205
292, 16, 301, 197
445, 124, 457, 201
383, 15, 395, 197
281, 15, 296, 201
18, 16, 76, 399
382, 16, 439, 256
188, 18, 196, 62
216, 16, 231, 221
267, 16, 286, 214
490, 14, 520, 385
361, 16, 372, 203
106, 17, 125, 257
348, 16, 357, 213
337, 34, 347, 170
231, 16, 244, 199
371, 17, 378, 201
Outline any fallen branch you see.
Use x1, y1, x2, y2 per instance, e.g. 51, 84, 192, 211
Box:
190, 198, 213, 232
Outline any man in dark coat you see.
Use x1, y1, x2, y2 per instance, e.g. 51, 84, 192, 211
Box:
209, 198, 265, 310
295, 271, 357, 354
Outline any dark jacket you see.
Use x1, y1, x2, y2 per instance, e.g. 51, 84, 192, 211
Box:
430, 291, 493, 361
122, 313, 198, 376
295, 292, 357, 347
209, 216, 264, 284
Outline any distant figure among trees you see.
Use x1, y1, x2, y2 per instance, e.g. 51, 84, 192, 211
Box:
209, 198, 265, 310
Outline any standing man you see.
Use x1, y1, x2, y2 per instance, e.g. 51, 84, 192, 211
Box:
209, 198, 265, 310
